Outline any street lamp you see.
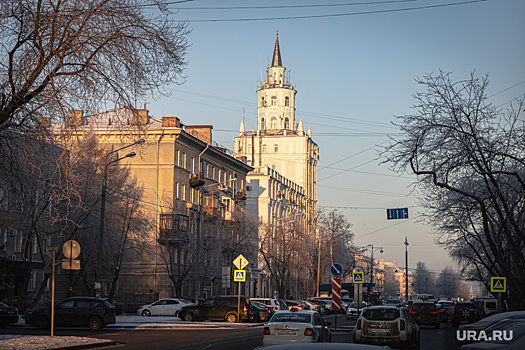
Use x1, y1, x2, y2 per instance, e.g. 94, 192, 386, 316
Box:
96, 139, 144, 296
192, 177, 237, 303
404, 237, 410, 301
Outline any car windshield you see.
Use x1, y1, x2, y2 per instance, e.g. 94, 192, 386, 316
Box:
271, 313, 311, 323
364, 308, 400, 321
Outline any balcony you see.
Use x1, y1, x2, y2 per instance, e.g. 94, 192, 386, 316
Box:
204, 206, 219, 216
158, 213, 190, 246
234, 190, 246, 201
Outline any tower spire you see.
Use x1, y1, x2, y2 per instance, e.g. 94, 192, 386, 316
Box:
271, 30, 282, 67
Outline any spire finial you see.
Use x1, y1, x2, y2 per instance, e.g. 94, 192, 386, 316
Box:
271, 30, 282, 67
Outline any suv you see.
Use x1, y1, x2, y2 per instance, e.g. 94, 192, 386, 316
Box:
452, 302, 480, 327
409, 302, 440, 329
177, 296, 250, 323
25, 297, 116, 331
353, 306, 420, 349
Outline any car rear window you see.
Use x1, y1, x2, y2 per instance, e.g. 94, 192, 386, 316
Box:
412, 303, 436, 311
363, 308, 400, 321
271, 313, 311, 323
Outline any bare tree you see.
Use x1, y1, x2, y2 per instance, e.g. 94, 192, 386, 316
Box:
0, 0, 189, 132
383, 71, 525, 309
413, 262, 435, 296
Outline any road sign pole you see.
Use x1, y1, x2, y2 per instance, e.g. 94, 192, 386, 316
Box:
238, 281, 241, 322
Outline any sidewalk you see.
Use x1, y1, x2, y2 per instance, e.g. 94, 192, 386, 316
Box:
1, 315, 263, 349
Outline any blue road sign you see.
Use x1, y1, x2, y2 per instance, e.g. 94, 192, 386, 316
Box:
491, 277, 506, 292
352, 271, 364, 283
234, 270, 246, 282
331, 263, 343, 276
387, 208, 409, 220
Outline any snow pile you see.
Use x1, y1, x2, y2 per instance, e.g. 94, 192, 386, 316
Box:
0, 334, 113, 350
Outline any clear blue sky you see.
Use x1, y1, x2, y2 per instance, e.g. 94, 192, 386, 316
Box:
146, 0, 525, 277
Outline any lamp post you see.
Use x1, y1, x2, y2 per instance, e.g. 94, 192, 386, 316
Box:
96, 139, 144, 296
192, 177, 236, 303
404, 236, 409, 302
363, 244, 383, 287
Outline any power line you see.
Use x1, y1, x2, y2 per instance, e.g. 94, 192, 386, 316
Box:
184, 1, 488, 22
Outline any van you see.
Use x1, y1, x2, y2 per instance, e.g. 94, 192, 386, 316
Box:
472, 298, 499, 317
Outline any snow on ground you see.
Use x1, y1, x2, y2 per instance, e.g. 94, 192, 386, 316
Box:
0, 334, 113, 350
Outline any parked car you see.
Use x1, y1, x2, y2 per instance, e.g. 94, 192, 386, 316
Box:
176, 296, 250, 323
248, 301, 273, 322
137, 298, 192, 316
310, 297, 334, 313
452, 302, 480, 327
25, 297, 116, 331
263, 309, 331, 346
409, 301, 440, 328
459, 319, 525, 349
458, 317, 525, 348
341, 298, 353, 312
0, 302, 19, 327
251, 298, 282, 310
353, 306, 420, 350
283, 300, 308, 310
346, 301, 369, 320
301, 300, 323, 313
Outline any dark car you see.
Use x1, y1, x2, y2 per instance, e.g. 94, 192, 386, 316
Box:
410, 302, 440, 329
452, 302, 480, 327
0, 302, 19, 327
248, 301, 273, 322
177, 296, 250, 323
25, 297, 116, 331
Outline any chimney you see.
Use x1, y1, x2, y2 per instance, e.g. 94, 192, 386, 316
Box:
132, 109, 149, 125
162, 117, 182, 128
67, 110, 84, 127
185, 125, 213, 144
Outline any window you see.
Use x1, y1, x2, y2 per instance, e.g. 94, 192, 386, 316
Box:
14, 230, 21, 253
28, 270, 37, 291
176, 183, 180, 199
59, 300, 75, 308
247, 144, 252, 153
261, 96, 265, 106
274, 144, 279, 152
270, 117, 277, 129
271, 96, 277, 105
284, 118, 290, 129
0, 229, 6, 251
260, 117, 265, 130
176, 150, 181, 167
0, 187, 7, 210
192, 157, 195, 174
182, 184, 186, 201
285, 96, 290, 106
262, 144, 267, 153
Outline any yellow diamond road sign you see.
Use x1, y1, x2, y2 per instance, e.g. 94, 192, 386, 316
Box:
491, 277, 506, 292
234, 270, 246, 282
233, 254, 249, 270
353, 271, 364, 284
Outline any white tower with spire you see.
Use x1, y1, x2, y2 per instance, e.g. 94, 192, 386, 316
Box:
234, 30, 319, 223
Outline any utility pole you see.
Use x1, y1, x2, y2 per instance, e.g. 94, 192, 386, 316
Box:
404, 237, 409, 301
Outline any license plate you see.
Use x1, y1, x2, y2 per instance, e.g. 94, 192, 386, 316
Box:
8, 311, 15, 315
278, 330, 297, 336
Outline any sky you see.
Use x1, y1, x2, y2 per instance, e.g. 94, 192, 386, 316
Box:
145, 0, 525, 279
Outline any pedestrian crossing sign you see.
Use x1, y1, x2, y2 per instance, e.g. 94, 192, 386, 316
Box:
352, 271, 364, 284
490, 277, 506, 292
234, 269, 246, 282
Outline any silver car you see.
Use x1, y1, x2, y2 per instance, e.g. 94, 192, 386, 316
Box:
137, 298, 193, 316
263, 309, 331, 346
353, 306, 420, 350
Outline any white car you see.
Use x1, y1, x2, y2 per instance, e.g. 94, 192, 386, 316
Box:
346, 301, 369, 319
137, 298, 193, 316
263, 309, 331, 346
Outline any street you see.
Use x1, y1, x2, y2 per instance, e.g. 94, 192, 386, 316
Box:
0, 313, 460, 350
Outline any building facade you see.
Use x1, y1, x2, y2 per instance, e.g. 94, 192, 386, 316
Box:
53, 108, 254, 305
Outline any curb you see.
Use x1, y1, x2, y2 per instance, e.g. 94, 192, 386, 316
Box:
42, 340, 116, 350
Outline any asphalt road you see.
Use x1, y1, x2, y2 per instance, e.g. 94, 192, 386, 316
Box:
0, 313, 460, 350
